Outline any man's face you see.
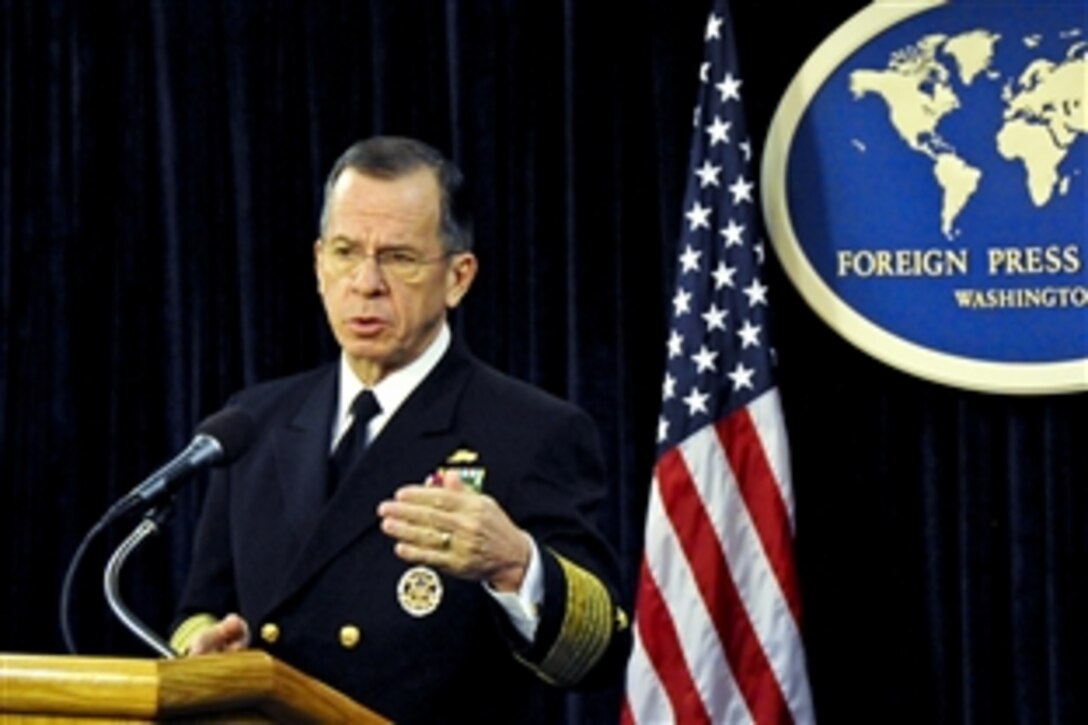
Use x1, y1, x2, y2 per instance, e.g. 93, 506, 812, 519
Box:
314, 167, 476, 385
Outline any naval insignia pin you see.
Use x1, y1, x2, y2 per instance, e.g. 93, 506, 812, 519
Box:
445, 448, 479, 464
397, 565, 443, 617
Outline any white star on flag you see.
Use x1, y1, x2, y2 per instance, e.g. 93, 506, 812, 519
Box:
682, 386, 710, 415
720, 217, 746, 247
728, 174, 754, 204
691, 345, 719, 373
737, 319, 762, 348
704, 12, 722, 40
662, 373, 677, 400
743, 278, 768, 307
680, 245, 703, 274
672, 288, 693, 316
695, 159, 723, 188
667, 330, 684, 359
706, 116, 732, 146
715, 71, 742, 102
685, 201, 712, 230
712, 260, 737, 289
702, 302, 728, 331
740, 139, 752, 161
727, 360, 755, 391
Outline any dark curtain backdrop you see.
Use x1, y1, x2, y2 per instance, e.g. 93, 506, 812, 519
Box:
2, 1, 1085, 723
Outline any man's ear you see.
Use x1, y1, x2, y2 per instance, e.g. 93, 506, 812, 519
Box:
314, 239, 325, 294
445, 252, 478, 309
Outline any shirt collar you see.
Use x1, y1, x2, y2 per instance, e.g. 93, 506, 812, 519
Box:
334, 323, 451, 446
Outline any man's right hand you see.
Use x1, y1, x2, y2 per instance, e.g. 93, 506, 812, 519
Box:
188, 613, 251, 655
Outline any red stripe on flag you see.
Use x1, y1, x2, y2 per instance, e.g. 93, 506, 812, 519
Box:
716, 408, 803, 623
630, 554, 711, 725
657, 440, 791, 723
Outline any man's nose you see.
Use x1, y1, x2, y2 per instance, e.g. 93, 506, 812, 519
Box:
348, 255, 387, 293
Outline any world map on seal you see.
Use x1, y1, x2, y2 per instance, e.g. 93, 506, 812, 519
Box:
849, 26, 1085, 240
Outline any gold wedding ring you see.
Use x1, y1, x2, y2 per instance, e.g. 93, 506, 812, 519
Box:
440, 531, 452, 550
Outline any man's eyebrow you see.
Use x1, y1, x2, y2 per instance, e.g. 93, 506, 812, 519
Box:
326, 235, 418, 251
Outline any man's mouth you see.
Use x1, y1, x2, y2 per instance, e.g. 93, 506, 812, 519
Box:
345, 315, 387, 337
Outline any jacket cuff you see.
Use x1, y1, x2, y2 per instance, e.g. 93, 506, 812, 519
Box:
169, 613, 219, 655
516, 550, 618, 686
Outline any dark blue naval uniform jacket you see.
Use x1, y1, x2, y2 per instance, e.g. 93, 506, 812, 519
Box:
174, 339, 631, 724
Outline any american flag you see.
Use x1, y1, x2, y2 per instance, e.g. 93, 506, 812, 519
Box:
622, 2, 815, 723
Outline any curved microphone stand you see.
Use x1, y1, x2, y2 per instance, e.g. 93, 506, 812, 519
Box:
102, 509, 176, 659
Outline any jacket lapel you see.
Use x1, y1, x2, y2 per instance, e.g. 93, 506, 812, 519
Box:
273, 366, 338, 537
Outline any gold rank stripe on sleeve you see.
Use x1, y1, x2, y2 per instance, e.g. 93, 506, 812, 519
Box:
519, 552, 616, 686
168, 612, 220, 655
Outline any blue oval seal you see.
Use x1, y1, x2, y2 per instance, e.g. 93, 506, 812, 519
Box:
762, 0, 1087, 394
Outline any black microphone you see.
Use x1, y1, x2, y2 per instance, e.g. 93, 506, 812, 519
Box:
105, 405, 256, 520
60, 405, 257, 655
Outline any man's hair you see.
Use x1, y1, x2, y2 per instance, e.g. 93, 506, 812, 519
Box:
319, 136, 473, 253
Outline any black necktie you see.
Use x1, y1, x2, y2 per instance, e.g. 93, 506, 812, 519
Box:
328, 389, 381, 497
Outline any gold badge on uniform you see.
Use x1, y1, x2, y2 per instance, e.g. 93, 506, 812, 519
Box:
445, 448, 478, 464
397, 565, 444, 617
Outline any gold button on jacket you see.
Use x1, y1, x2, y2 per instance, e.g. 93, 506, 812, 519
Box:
339, 624, 361, 649
260, 622, 280, 644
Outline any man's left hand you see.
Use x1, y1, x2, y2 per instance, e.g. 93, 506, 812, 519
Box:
377, 472, 532, 591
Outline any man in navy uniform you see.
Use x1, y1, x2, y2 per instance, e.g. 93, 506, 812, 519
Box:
171, 136, 630, 723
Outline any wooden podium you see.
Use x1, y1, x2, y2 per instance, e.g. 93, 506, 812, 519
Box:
0, 650, 390, 723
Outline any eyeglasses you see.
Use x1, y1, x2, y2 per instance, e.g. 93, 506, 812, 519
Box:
319, 239, 453, 282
